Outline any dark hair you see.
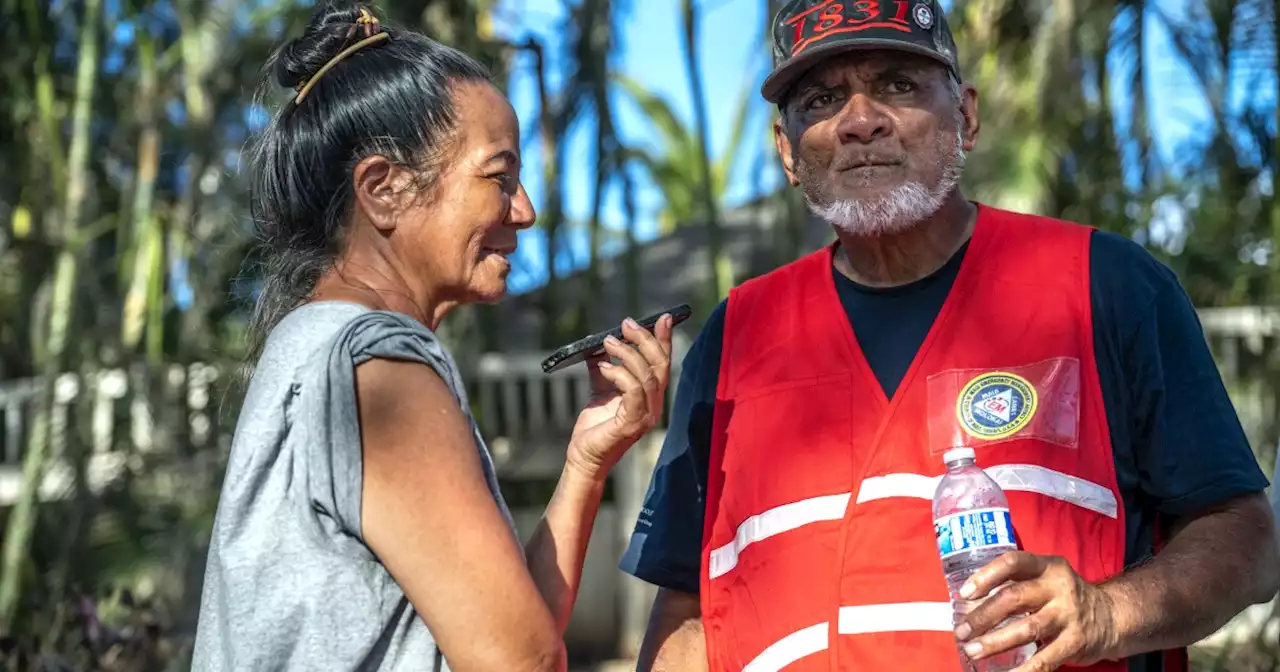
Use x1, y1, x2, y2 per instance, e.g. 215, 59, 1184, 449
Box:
244, 2, 491, 363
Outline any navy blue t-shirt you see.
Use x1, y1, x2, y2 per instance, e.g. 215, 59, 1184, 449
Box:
620, 229, 1269, 671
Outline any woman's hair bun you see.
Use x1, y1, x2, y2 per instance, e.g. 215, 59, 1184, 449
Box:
271, 3, 380, 89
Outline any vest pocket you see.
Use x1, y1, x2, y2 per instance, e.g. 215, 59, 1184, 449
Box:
925, 357, 1083, 456
720, 377, 856, 526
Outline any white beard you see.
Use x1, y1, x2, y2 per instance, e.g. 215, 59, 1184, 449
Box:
805, 130, 966, 237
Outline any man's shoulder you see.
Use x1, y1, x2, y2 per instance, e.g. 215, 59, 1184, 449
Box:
983, 204, 1181, 298
730, 244, 833, 299
1088, 229, 1181, 290
983, 204, 1094, 233
1082, 229, 1189, 340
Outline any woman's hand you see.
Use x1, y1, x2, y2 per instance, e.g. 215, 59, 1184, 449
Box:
565, 315, 674, 479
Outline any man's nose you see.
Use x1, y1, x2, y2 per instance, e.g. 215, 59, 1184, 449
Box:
835, 93, 891, 144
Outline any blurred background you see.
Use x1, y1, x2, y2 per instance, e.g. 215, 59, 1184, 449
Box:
0, 0, 1277, 669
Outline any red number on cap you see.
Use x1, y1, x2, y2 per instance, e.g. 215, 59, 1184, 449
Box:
890, 0, 911, 24
816, 4, 845, 32
847, 0, 879, 22
784, 0, 837, 45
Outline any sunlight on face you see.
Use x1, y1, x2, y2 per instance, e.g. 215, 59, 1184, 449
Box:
780, 52, 969, 236
804, 126, 965, 237
409, 81, 536, 304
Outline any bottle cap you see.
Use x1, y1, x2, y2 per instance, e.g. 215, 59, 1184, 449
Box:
943, 447, 976, 464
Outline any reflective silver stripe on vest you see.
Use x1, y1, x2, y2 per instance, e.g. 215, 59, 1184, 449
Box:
740, 602, 955, 672
856, 464, 1118, 519
708, 492, 851, 579
708, 464, 1116, 582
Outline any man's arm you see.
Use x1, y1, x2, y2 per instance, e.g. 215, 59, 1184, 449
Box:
638, 589, 708, 672
1100, 492, 1279, 658
955, 494, 1279, 668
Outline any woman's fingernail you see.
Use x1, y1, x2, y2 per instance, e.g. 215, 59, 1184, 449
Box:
624, 317, 640, 330
963, 641, 983, 658
605, 335, 620, 346
959, 581, 976, 599
663, 314, 673, 327
954, 624, 971, 640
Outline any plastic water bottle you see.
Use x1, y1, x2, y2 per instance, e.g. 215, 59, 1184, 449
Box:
932, 447, 1036, 672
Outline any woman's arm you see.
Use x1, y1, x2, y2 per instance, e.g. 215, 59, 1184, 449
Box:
358, 358, 565, 672
523, 464, 608, 632
358, 318, 673, 670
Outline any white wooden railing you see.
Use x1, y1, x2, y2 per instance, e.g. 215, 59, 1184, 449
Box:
0, 363, 223, 505
0, 341, 689, 504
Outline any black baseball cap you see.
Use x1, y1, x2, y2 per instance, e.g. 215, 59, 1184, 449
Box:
762, 0, 960, 103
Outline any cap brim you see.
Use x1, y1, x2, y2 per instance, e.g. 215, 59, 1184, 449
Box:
761, 40, 953, 103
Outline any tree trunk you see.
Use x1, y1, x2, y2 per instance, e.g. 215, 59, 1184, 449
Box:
622, 168, 642, 316
122, 34, 160, 354
1271, 5, 1279, 298
527, 38, 567, 347
583, 39, 616, 330
0, 0, 102, 628
173, 0, 237, 361
681, 0, 730, 305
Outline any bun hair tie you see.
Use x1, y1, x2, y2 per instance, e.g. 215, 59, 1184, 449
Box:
350, 7, 381, 38
293, 8, 388, 106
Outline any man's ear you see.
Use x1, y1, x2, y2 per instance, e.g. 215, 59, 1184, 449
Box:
352, 155, 411, 233
959, 82, 980, 152
773, 116, 800, 187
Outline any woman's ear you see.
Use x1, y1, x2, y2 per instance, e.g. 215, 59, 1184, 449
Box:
352, 155, 411, 233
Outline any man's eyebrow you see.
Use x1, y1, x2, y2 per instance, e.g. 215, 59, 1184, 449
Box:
872, 59, 935, 78
795, 79, 836, 95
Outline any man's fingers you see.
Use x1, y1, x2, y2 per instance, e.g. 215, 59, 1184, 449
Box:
962, 610, 1057, 662
960, 579, 1049, 640
1009, 634, 1074, 672
963, 551, 1047, 599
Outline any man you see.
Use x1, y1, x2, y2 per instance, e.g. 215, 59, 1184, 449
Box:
619, 0, 1280, 670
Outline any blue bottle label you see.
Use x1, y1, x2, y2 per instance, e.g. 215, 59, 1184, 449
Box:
934, 507, 1018, 559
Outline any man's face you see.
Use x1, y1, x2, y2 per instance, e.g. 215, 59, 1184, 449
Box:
774, 51, 979, 236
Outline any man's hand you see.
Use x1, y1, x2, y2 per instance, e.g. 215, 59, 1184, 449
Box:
955, 552, 1120, 671
956, 494, 1277, 671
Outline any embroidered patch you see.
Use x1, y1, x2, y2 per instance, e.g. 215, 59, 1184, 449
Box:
913, 3, 935, 28
956, 371, 1038, 440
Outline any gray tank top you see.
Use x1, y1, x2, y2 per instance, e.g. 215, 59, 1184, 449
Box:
191, 302, 513, 671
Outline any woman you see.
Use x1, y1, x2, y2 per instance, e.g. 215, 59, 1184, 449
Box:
190, 5, 673, 671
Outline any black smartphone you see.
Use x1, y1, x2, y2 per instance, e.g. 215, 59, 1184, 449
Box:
540, 303, 693, 375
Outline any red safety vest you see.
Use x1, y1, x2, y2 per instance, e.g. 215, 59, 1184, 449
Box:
699, 205, 1185, 671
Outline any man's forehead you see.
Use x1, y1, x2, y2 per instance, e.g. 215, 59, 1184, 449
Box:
794, 51, 944, 88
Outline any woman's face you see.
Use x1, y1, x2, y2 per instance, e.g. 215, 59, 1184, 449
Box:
402, 81, 535, 305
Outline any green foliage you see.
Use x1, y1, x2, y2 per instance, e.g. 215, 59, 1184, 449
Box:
615, 74, 757, 234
